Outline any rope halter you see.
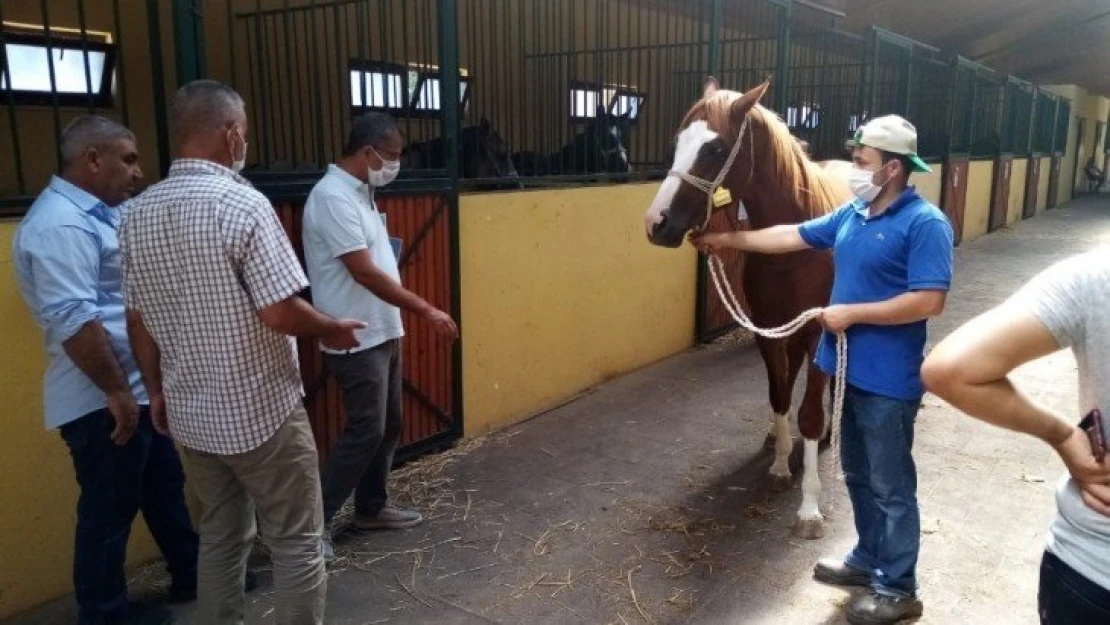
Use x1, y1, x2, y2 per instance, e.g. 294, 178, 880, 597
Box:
666, 115, 750, 232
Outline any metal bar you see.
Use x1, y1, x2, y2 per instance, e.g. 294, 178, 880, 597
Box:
356, 0, 367, 116
774, 0, 792, 113
439, 0, 460, 181
76, 0, 95, 112
708, 0, 721, 78
146, 0, 171, 176
112, 0, 130, 126
308, 0, 325, 166
226, 0, 237, 88
40, 0, 64, 171
0, 1, 27, 194
332, 0, 344, 148
282, 0, 297, 164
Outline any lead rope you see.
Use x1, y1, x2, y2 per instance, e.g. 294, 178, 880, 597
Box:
706, 253, 846, 480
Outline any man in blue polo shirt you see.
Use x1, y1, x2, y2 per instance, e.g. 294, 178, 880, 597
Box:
692, 115, 953, 624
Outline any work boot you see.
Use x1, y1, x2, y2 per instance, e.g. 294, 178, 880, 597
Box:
847, 591, 924, 624
813, 558, 872, 588
353, 506, 423, 530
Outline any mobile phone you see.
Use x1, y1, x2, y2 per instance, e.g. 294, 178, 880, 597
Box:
1079, 409, 1107, 463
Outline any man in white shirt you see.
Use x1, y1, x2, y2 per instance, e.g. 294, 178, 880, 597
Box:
302, 113, 458, 557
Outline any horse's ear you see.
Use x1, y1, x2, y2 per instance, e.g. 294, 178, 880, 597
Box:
729, 79, 772, 122
703, 76, 720, 99
596, 104, 609, 119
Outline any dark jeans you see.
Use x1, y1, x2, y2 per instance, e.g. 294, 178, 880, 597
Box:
60, 407, 198, 624
840, 385, 921, 598
1039, 550, 1110, 624
321, 339, 403, 525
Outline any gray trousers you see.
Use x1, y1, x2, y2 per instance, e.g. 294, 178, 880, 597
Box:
321, 339, 403, 525
183, 407, 326, 625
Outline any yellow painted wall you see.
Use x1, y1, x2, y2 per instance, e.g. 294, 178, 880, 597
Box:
961, 161, 994, 241
914, 165, 944, 207
0, 221, 162, 618
459, 183, 697, 436
1036, 157, 1052, 213
1007, 159, 1028, 225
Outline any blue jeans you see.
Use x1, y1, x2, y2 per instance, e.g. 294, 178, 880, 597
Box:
841, 385, 921, 598
60, 408, 198, 624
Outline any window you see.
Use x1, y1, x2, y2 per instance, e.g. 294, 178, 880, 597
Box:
0, 25, 116, 107
349, 63, 406, 111
786, 103, 821, 130
410, 71, 470, 116
570, 82, 645, 122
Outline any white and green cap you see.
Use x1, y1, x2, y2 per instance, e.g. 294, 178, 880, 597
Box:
847, 115, 932, 173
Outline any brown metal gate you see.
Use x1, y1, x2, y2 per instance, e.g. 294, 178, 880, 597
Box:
275, 190, 461, 465
942, 158, 969, 246
988, 156, 1012, 232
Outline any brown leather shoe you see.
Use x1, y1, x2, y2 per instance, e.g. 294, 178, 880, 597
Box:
813, 558, 872, 587
847, 591, 923, 624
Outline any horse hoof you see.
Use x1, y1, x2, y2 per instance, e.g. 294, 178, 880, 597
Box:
770, 474, 793, 492
792, 517, 826, 540
763, 433, 777, 450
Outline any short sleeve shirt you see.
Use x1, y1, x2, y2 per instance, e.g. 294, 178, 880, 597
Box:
120, 159, 308, 455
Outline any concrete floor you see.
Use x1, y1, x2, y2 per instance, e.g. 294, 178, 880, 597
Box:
7, 195, 1110, 625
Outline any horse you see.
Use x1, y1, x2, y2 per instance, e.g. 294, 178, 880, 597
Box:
644, 78, 853, 539
403, 118, 520, 188
512, 106, 632, 176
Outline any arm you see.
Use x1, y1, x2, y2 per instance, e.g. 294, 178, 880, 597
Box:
257, 294, 364, 343
691, 225, 811, 255
832, 290, 947, 328
125, 308, 168, 435
30, 225, 137, 443
339, 251, 458, 338
922, 301, 1110, 515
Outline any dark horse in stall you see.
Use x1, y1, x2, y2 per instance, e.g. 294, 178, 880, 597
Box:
403, 117, 520, 188
512, 106, 632, 177
644, 78, 853, 539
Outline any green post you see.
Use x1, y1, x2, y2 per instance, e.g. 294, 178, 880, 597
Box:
438, 0, 459, 182
173, 0, 207, 85
774, 0, 792, 113
708, 0, 722, 79
147, 0, 171, 176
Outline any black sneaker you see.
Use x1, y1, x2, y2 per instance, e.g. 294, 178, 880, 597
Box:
813, 558, 872, 588
166, 569, 261, 604
847, 591, 924, 625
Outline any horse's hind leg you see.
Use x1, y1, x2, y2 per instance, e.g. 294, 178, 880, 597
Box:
756, 336, 804, 492
793, 333, 831, 540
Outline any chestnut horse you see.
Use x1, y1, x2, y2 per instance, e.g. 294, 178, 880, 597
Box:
645, 79, 852, 538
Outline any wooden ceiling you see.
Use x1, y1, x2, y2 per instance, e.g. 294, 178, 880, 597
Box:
804, 0, 1110, 96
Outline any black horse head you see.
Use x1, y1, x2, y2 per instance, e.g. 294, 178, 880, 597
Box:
460, 118, 519, 182
558, 106, 632, 175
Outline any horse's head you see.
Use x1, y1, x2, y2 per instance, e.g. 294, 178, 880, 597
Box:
463, 118, 520, 180
645, 78, 771, 247
590, 106, 632, 173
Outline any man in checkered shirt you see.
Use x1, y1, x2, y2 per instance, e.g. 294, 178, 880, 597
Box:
120, 80, 363, 625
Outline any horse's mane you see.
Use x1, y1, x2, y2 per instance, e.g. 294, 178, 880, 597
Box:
681, 91, 844, 219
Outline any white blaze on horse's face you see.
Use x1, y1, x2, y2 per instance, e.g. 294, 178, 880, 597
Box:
645, 120, 719, 238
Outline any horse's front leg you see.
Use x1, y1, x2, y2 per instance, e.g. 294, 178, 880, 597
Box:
755, 336, 797, 492
794, 361, 830, 539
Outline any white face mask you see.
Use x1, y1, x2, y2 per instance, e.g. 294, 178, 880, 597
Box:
848, 164, 889, 203
229, 127, 248, 174
367, 146, 400, 187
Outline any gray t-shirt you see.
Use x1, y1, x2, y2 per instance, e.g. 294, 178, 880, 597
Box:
1010, 247, 1110, 590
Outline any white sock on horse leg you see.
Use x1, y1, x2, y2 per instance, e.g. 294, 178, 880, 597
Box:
769, 411, 792, 478
798, 438, 823, 521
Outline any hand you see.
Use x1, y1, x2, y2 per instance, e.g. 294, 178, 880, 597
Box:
1053, 427, 1110, 516
818, 305, 857, 334
106, 390, 139, 445
149, 390, 170, 436
320, 318, 367, 351
423, 308, 459, 340
688, 231, 728, 254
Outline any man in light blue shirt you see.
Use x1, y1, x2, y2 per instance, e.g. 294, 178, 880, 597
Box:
13, 116, 197, 625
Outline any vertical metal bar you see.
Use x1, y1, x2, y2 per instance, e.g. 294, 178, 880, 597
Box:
146, 0, 171, 175
439, 0, 459, 181
708, 0, 722, 79
245, 15, 263, 159
0, 1, 27, 194
252, 1, 269, 166
76, 0, 95, 112
226, 0, 237, 89
173, 0, 206, 84
333, 0, 345, 145
112, 0, 130, 126
774, 0, 791, 113
281, 1, 297, 163
40, 0, 64, 171
268, 15, 286, 160
309, 0, 325, 166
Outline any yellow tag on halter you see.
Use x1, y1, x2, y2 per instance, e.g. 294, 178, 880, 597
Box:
712, 186, 733, 207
